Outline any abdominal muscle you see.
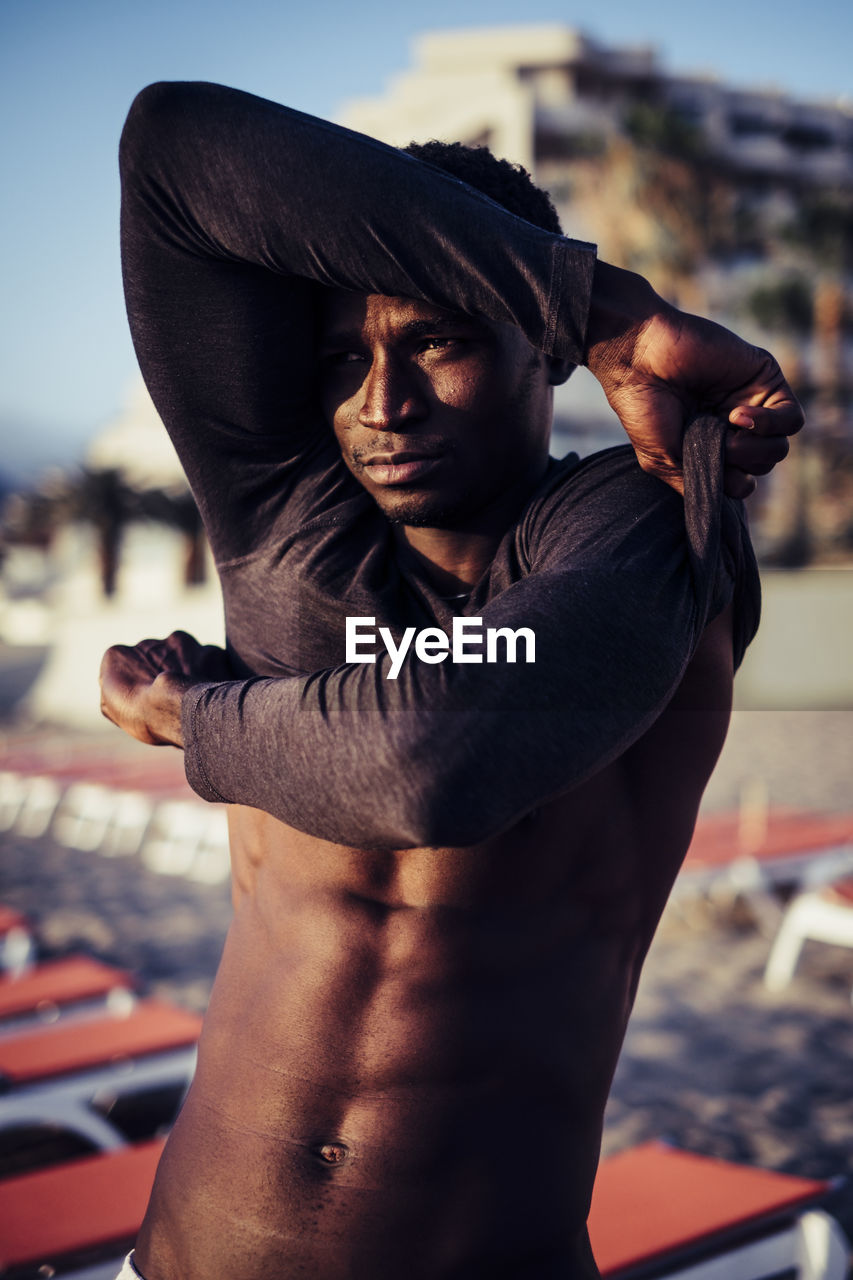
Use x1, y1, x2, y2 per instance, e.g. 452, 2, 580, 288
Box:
135, 614, 733, 1280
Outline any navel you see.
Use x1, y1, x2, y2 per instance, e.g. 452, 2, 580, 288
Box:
314, 1140, 350, 1166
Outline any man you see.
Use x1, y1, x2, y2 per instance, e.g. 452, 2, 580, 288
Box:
101, 82, 801, 1279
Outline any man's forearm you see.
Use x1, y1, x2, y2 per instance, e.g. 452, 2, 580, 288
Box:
179, 432, 734, 849
122, 81, 598, 371
584, 260, 658, 371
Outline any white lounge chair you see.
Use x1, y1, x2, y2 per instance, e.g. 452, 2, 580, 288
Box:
0, 999, 200, 1177
765, 880, 853, 1001
141, 799, 230, 883
0, 772, 62, 838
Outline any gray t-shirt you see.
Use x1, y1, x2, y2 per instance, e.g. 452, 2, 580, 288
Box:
120, 82, 760, 849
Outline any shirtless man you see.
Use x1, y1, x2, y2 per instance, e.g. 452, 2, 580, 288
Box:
100, 82, 801, 1279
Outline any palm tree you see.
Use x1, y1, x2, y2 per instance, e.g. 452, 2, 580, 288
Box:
618, 103, 737, 308
783, 190, 853, 406
137, 485, 208, 587
61, 467, 140, 598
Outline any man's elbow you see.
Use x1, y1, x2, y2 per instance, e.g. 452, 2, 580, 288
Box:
405, 802, 498, 851
121, 81, 181, 146
120, 81, 211, 176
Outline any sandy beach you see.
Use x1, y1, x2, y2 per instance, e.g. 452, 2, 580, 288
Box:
2, 709, 853, 1254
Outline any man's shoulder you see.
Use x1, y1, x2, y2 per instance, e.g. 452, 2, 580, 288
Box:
521, 443, 685, 567
545, 442, 683, 502
523, 440, 760, 670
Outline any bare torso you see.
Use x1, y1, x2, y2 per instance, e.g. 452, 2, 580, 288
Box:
135, 609, 733, 1280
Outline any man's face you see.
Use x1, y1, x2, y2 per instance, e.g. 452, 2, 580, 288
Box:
319, 293, 562, 531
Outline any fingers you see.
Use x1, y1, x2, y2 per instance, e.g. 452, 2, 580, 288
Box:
729, 402, 804, 439
161, 631, 230, 679
128, 631, 206, 677
98, 645, 160, 744
99, 638, 195, 747
107, 632, 229, 684
100, 642, 159, 682
725, 428, 790, 477
723, 466, 757, 500
724, 421, 792, 498
198, 643, 233, 680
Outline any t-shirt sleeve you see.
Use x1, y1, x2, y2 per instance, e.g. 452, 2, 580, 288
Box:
181, 416, 758, 848
119, 80, 596, 562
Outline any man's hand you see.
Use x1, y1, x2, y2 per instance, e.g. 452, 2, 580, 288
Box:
585, 261, 803, 497
99, 631, 231, 748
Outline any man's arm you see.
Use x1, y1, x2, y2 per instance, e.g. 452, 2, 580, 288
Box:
120, 80, 595, 562
101, 418, 751, 849
121, 79, 800, 557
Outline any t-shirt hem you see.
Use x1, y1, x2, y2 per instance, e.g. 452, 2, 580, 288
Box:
551, 239, 596, 362
181, 683, 229, 804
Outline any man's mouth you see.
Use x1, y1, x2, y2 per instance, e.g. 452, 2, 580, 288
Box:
359, 450, 446, 486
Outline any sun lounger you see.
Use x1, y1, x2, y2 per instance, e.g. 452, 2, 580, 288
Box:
3, 767, 228, 874
765, 879, 853, 1000
0, 956, 136, 1033
0, 738, 188, 795
0, 771, 62, 838
0, 907, 34, 975
0, 1000, 201, 1177
52, 784, 154, 856
140, 800, 230, 883
0, 1137, 165, 1278
675, 810, 853, 902
0, 998, 201, 1085
0, 1139, 845, 1280
1, 740, 193, 859
589, 1142, 849, 1279
0, 908, 28, 938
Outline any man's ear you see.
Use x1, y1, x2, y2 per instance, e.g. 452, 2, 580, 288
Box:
547, 356, 576, 386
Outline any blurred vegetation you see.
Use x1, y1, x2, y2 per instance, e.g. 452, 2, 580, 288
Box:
746, 277, 813, 335
1, 469, 207, 599
554, 100, 853, 566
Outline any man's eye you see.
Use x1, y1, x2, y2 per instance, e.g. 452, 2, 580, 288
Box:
324, 351, 365, 366
420, 337, 454, 353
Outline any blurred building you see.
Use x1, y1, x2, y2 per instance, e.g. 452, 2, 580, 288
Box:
343, 25, 852, 238
86, 378, 185, 491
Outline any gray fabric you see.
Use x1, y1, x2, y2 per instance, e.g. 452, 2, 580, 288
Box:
120, 82, 760, 851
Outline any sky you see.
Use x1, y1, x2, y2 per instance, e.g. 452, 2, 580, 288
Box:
2, 0, 851, 481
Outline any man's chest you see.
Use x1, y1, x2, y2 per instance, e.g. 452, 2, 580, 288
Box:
217, 532, 462, 678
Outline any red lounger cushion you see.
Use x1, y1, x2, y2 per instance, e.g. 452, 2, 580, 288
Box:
686, 810, 853, 870
0, 1000, 202, 1084
0, 1139, 831, 1273
0, 1139, 165, 1268
589, 1142, 829, 1276
0, 956, 134, 1020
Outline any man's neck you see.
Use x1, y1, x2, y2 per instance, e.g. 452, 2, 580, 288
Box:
393, 526, 500, 596
393, 459, 552, 595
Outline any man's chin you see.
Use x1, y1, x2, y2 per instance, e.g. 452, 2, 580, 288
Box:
372, 488, 470, 530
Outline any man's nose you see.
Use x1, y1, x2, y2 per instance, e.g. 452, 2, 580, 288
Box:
358, 357, 427, 431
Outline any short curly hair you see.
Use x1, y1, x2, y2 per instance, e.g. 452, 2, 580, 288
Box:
402, 139, 562, 236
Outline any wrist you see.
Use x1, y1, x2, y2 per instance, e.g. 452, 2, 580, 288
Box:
147, 672, 191, 748
583, 260, 662, 376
